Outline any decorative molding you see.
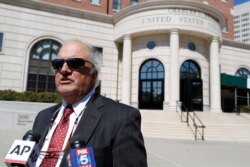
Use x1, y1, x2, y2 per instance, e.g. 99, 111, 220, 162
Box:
223, 39, 250, 50
113, 0, 226, 29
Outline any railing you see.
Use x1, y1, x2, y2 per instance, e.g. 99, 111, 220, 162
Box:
176, 100, 206, 140
176, 101, 189, 123
235, 106, 241, 115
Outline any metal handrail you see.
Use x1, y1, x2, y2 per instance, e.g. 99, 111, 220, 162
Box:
176, 100, 189, 123
176, 100, 206, 140
189, 111, 206, 140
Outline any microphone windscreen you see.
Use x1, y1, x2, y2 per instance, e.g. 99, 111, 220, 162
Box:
70, 135, 86, 149
22, 130, 41, 143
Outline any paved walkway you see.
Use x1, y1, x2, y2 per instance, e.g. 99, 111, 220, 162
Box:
1, 130, 250, 167
1, 101, 250, 166
145, 137, 250, 167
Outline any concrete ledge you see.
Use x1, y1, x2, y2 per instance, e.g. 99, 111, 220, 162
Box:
0, 101, 56, 166
0, 100, 55, 130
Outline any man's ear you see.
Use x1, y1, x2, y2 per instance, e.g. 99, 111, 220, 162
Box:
91, 71, 98, 85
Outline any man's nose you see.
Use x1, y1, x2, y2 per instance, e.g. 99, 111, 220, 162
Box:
60, 62, 71, 72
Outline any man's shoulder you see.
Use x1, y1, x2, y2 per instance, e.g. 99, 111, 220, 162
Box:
37, 103, 61, 116
97, 95, 135, 108
94, 95, 139, 115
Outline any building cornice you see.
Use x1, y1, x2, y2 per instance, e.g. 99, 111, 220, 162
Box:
0, 0, 113, 24
223, 39, 250, 50
0, 0, 227, 28
113, 0, 226, 28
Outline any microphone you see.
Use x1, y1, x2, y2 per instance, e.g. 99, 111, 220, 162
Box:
68, 135, 96, 167
4, 130, 41, 167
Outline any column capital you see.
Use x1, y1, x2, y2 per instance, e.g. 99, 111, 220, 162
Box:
212, 36, 220, 41
211, 36, 222, 48
123, 34, 131, 40
170, 28, 179, 34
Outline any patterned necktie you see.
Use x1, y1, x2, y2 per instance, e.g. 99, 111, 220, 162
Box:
40, 105, 73, 167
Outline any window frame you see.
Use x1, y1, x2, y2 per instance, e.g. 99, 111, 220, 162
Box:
131, 0, 138, 5
180, 60, 201, 79
0, 32, 4, 54
27, 39, 62, 92
112, 0, 121, 11
91, 0, 101, 5
235, 67, 250, 79
221, 0, 228, 3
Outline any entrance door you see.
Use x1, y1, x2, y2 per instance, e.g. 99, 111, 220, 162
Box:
139, 79, 164, 109
180, 60, 203, 111
139, 59, 165, 110
191, 79, 203, 111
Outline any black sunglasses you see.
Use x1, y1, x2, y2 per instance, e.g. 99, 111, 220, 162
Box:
51, 58, 93, 70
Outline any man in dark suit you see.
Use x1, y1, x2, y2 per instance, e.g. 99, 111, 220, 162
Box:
32, 39, 147, 167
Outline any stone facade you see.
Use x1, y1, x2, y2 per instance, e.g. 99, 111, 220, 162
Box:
0, 0, 249, 112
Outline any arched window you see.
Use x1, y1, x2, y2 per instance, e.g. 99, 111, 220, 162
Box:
139, 59, 165, 109
180, 60, 203, 111
27, 39, 61, 92
235, 67, 250, 78
180, 60, 201, 79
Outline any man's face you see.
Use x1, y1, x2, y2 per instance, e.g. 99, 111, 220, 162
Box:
54, 41, 97, 103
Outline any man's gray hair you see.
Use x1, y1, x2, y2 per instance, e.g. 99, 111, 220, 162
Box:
63, 39, 101, 71
61, 39, 102, 87
84, 42, 102, 74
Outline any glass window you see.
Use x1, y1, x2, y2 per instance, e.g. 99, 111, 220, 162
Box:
0, 32, 3, 53
91, 0, 100, 5
235, 67, 250, 78
180, 60, 201, 79
131, 0, 138, 5
27, 39, 61, 92
93, 47, 103, 65
222, 18, 228, 32
140, 59, 164, 80
139, 59, 165, 109
113, 0, 121, 10
188, 42, 196, 51
147, 41, 156, 49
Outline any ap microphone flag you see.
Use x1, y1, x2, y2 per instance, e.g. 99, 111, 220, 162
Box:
4, 130, 41, 167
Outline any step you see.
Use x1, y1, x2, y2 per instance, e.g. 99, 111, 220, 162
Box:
141, 111, 195, 140
140, 110, 250, 142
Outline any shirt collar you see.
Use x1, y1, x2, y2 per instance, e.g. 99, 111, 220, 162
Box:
62, 88, 95, 117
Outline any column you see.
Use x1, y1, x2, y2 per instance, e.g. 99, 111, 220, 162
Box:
168, 29, 180, 111
209, 37, 222, 112
121, 34, 132, 105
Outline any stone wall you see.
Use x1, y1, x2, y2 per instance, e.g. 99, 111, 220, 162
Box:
0, 100, 55, 166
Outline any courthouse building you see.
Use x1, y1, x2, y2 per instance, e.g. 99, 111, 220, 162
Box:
0, 0, 250, 112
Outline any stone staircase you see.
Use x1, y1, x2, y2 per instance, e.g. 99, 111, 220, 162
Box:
140, 110, 194, 140
140, 110, 250, 142
195, 112, 250, 142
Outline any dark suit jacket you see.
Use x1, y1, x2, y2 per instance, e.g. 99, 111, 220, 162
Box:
32, 93, 147, 167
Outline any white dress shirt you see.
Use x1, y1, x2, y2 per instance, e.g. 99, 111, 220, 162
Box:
36, 89, 95, 167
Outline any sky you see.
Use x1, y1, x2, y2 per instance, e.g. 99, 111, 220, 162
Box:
234, 0, 250, 6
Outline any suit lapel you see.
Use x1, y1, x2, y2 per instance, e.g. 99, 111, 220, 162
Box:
73, 94, 104, 144
61, 95, 104, 167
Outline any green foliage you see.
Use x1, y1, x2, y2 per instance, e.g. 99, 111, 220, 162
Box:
0, 89, 61, 103
234, 106, 250, 113
237, 106, 250, 113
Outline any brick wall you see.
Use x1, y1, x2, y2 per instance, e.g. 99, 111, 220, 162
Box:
42, 0, 234, 39
194, 0, 234, 39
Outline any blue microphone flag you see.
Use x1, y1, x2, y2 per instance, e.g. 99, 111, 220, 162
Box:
70, 147, 96, 167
